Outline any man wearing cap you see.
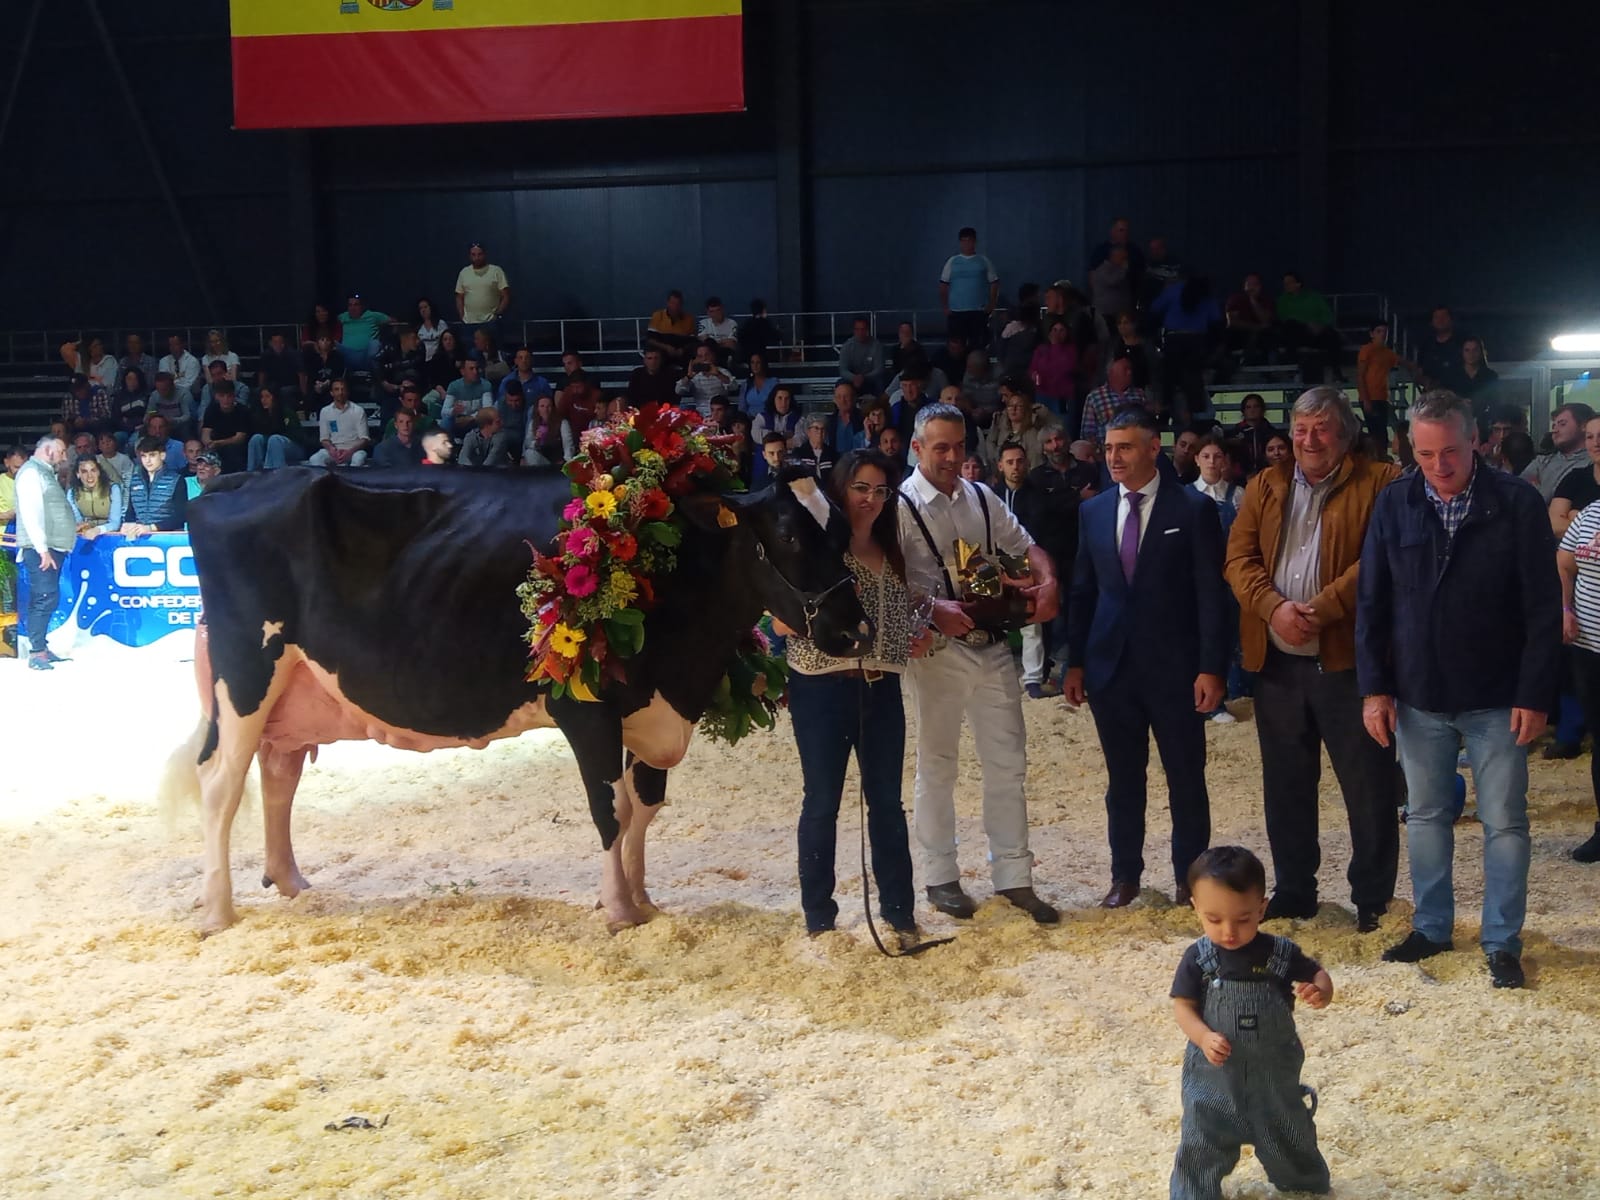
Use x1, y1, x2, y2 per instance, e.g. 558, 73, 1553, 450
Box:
455, 243, 511, 338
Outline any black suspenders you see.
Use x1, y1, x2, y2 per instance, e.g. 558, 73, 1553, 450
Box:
902, 484, 993, 600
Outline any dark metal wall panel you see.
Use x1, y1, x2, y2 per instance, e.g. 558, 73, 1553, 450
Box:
698, 180, 780, 317
514, 188, 617, 319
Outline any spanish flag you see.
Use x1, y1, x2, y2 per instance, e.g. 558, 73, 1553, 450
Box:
230, 1, 744, 130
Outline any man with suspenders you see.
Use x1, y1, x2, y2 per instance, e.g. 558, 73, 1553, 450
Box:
898, 402, 1063, 923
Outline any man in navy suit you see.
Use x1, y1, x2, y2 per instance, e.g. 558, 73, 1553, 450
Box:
1064, 406, 1229, 907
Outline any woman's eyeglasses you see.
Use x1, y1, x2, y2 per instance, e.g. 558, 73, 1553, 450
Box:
847, 482, 893, 500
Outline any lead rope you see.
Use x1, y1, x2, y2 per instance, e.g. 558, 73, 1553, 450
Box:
855, 581, 953, 958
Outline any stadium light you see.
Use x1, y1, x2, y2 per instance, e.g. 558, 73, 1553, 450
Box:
1552, 333, 1600, 353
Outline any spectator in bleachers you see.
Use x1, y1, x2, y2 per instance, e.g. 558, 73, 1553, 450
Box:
737, 298, 778, 365
1089, 215, 1145, 277
186, 452, 222, 499
837, 316, 886, 397
0, 445, 23, 526
1456, 336, 1501, 433
66, 432, 95, 472
984, 377, 1059, 469
1264, 429, 1292, 469
997, 282, 1043, 380
706, 395, 734, 434
197, 360, 250, 429
338, 294, 391, 372
559, 376, 601, 432
373, 327, 427, 419
559, 349, 585, 386
1081, 356, 1153, 444
257, 332, 302, 411
756, 431, 788, 487
119, 334, 157, 388
425, 328, 464, 395
1482, 404, 1528, 473
1191, 435, 1242, 519
496, 380, 531, 449
960, 350, 1002, 426
861, 399, 889, 449
1275, 272, 1344, 384
1524, 402, 1594, 503
824, 381, 868, 454
200, 382, 251, 474
1548, 412, 1600, 539
930, 332, 970, 390
415, 297, 451, 362
697, 296, 739, 361
1030, 317, 1080, 422
1140, 236, 1185, 310
674, 342, 734, 413
1356, 321, 1413, 440
62, 374, 112, 434
1414, 305, 1464, 391
441, 357, 493, 437
993, 441, 1057, 700
68, 455, 123, 536
1172, 427, 1202, 485
1108, 311, 1156, 390
887, 321, 928, 382
111, 368, 150, 440
1151, 277, 1223, 427
523, 392, 574, 467
1502, 431, 1536, 477
421, 428, 453, 466
455, 242, 511, 336
139, 413, 186, 474
1045, 282, 1100, 367
382, 382, 438, 438
1089, 246, 1136, 335
247, 384, 305, 470
123, 436, 189, 534
470, 328, 509, 385
372, 409, 426, 469
302, 334, 347, 415
96, 430, 132, 485
302, 302, 340, 350
310, 380, 372, 468
458, 406, 514, 467
202, 330, 240, 382
628, 346, 679, 410
1233, 393, 1280, 476
182, 438, 204, 476
878, 424, 906, 469
160, 334, 201, 396
939, 226, 999, 350
737, 350, 778, 418
647, 289, 697, 366
888, 368, 931, 440
64, 336, 118, 394
959, 453, 987, 485
727, 412, 755, 486
1222, 272, 1277, 371
751, 383, 801, 448
498, 347, 553, 407
14, 436, 73, 669
792, 415, 834, 483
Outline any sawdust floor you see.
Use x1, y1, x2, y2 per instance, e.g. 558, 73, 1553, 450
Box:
2, 656, 1599, 1199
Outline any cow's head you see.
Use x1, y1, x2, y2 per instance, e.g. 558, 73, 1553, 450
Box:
682, 467, 872, 657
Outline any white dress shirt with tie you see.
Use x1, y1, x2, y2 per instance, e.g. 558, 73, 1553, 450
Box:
1115, 472, 1163, 552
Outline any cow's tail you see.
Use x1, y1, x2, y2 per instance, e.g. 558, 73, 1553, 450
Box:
158, 716, 257, 835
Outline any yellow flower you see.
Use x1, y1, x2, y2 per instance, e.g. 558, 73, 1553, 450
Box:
585, 490, 618, 519
551, 623, 586, 658
610, 570, 638, 602
636, 449, 662, 468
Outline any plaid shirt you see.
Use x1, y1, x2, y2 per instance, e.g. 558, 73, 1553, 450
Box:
62, 384, 112, 424
1423, 462, 1477, 540
1080, 384, 1153, 442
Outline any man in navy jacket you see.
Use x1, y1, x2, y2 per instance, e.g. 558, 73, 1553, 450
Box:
1065, 406, 1229, 907
1357, 390, 1561, 989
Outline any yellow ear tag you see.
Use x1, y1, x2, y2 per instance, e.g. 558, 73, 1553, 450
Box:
717, 505, 739, 529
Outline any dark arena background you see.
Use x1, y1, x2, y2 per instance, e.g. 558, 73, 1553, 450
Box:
2, 3, 1600, 1198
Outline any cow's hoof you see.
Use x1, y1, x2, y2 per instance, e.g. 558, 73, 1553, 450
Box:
262, 869, 310, 899
602, 900, 649, 932
199, 908, 239, 938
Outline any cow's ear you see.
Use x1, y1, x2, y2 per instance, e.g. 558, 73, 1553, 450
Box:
678, 492, 738, 531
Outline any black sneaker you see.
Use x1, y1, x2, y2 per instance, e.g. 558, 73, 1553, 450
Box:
1382, 930, 1453, 963
1486, 950, 1525, 989
1542, 742, 1582, 760
1265, 894, 1318, 921
1572, 824, 1600, 864
1356, 907, 1385, 934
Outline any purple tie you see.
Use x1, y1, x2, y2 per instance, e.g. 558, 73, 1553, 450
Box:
1120, 491, 1143, 583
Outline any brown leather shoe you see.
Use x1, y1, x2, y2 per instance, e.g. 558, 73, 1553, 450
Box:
997, 886, 1060, 925
1173, 883, 1192, 906
1101, 880, 1139, 908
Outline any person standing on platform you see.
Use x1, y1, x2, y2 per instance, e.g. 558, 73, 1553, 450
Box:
14, 436, 76, 671
939, 227, 999, 351
455, 242, 511, 340
1358, 390, 1560, 989
1224, 386, 1401, 932
1064, 407, 1228, 907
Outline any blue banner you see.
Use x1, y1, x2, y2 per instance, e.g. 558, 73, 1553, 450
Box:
15, 532, 201, 653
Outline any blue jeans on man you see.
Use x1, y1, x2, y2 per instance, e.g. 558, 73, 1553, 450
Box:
20, 547, 61, 655
247, 434, 305, 470
1396, 704, 1530, 956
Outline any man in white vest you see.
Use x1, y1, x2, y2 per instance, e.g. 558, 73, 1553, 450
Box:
14, 436, 76, 671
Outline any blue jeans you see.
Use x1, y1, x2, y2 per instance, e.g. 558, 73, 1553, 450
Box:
20, 547, 61, 653
1396, 704, 1530, 956
788, 669, 915, 932
339, 338, 379, 370
247, 433, 304, 470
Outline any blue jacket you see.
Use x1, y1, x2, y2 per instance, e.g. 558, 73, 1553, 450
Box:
1066, 474, 1228, 694
125, 466, 189, 531
1356, 460, 1561, 714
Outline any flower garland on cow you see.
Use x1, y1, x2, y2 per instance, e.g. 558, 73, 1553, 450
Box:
516, 403, 788, 741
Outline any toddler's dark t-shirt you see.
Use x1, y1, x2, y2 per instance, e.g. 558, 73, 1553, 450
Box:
1171, 933, 1321, 1006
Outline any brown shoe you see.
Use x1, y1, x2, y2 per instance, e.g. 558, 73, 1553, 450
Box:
1173, 884, 1192, 906
1101, 880, 1139, 908
997, 886, 1060, 925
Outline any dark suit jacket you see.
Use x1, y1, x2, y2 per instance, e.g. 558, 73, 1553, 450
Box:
1066, 475, 1228, 694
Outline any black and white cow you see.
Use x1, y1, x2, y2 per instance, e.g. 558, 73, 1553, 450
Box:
175, 463, 869, 933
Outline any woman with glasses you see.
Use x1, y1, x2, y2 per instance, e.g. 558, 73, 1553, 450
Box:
775, 449, 930, 943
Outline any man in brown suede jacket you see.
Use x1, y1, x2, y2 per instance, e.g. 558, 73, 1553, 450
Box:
1225, 386, 1402, 932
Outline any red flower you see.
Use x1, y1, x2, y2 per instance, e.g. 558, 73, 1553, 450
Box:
638, 489, 671, 520
537, 604, 559, 628
609, 532, 638, 561
648, 429, 686, 459
663, 459, 698, 496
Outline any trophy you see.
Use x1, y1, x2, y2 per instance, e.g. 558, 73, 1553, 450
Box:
953, 539, 1033, 633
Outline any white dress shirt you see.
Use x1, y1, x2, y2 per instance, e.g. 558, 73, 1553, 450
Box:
898, 467, 1032, 599
1114, 472, 1163, 551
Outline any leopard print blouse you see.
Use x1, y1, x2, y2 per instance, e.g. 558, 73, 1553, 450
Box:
785, 551, 914, 676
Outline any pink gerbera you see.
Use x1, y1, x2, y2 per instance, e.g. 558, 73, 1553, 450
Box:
566, 564, 599, 597
563, 498, 586, 522
566, 526, 599, 559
